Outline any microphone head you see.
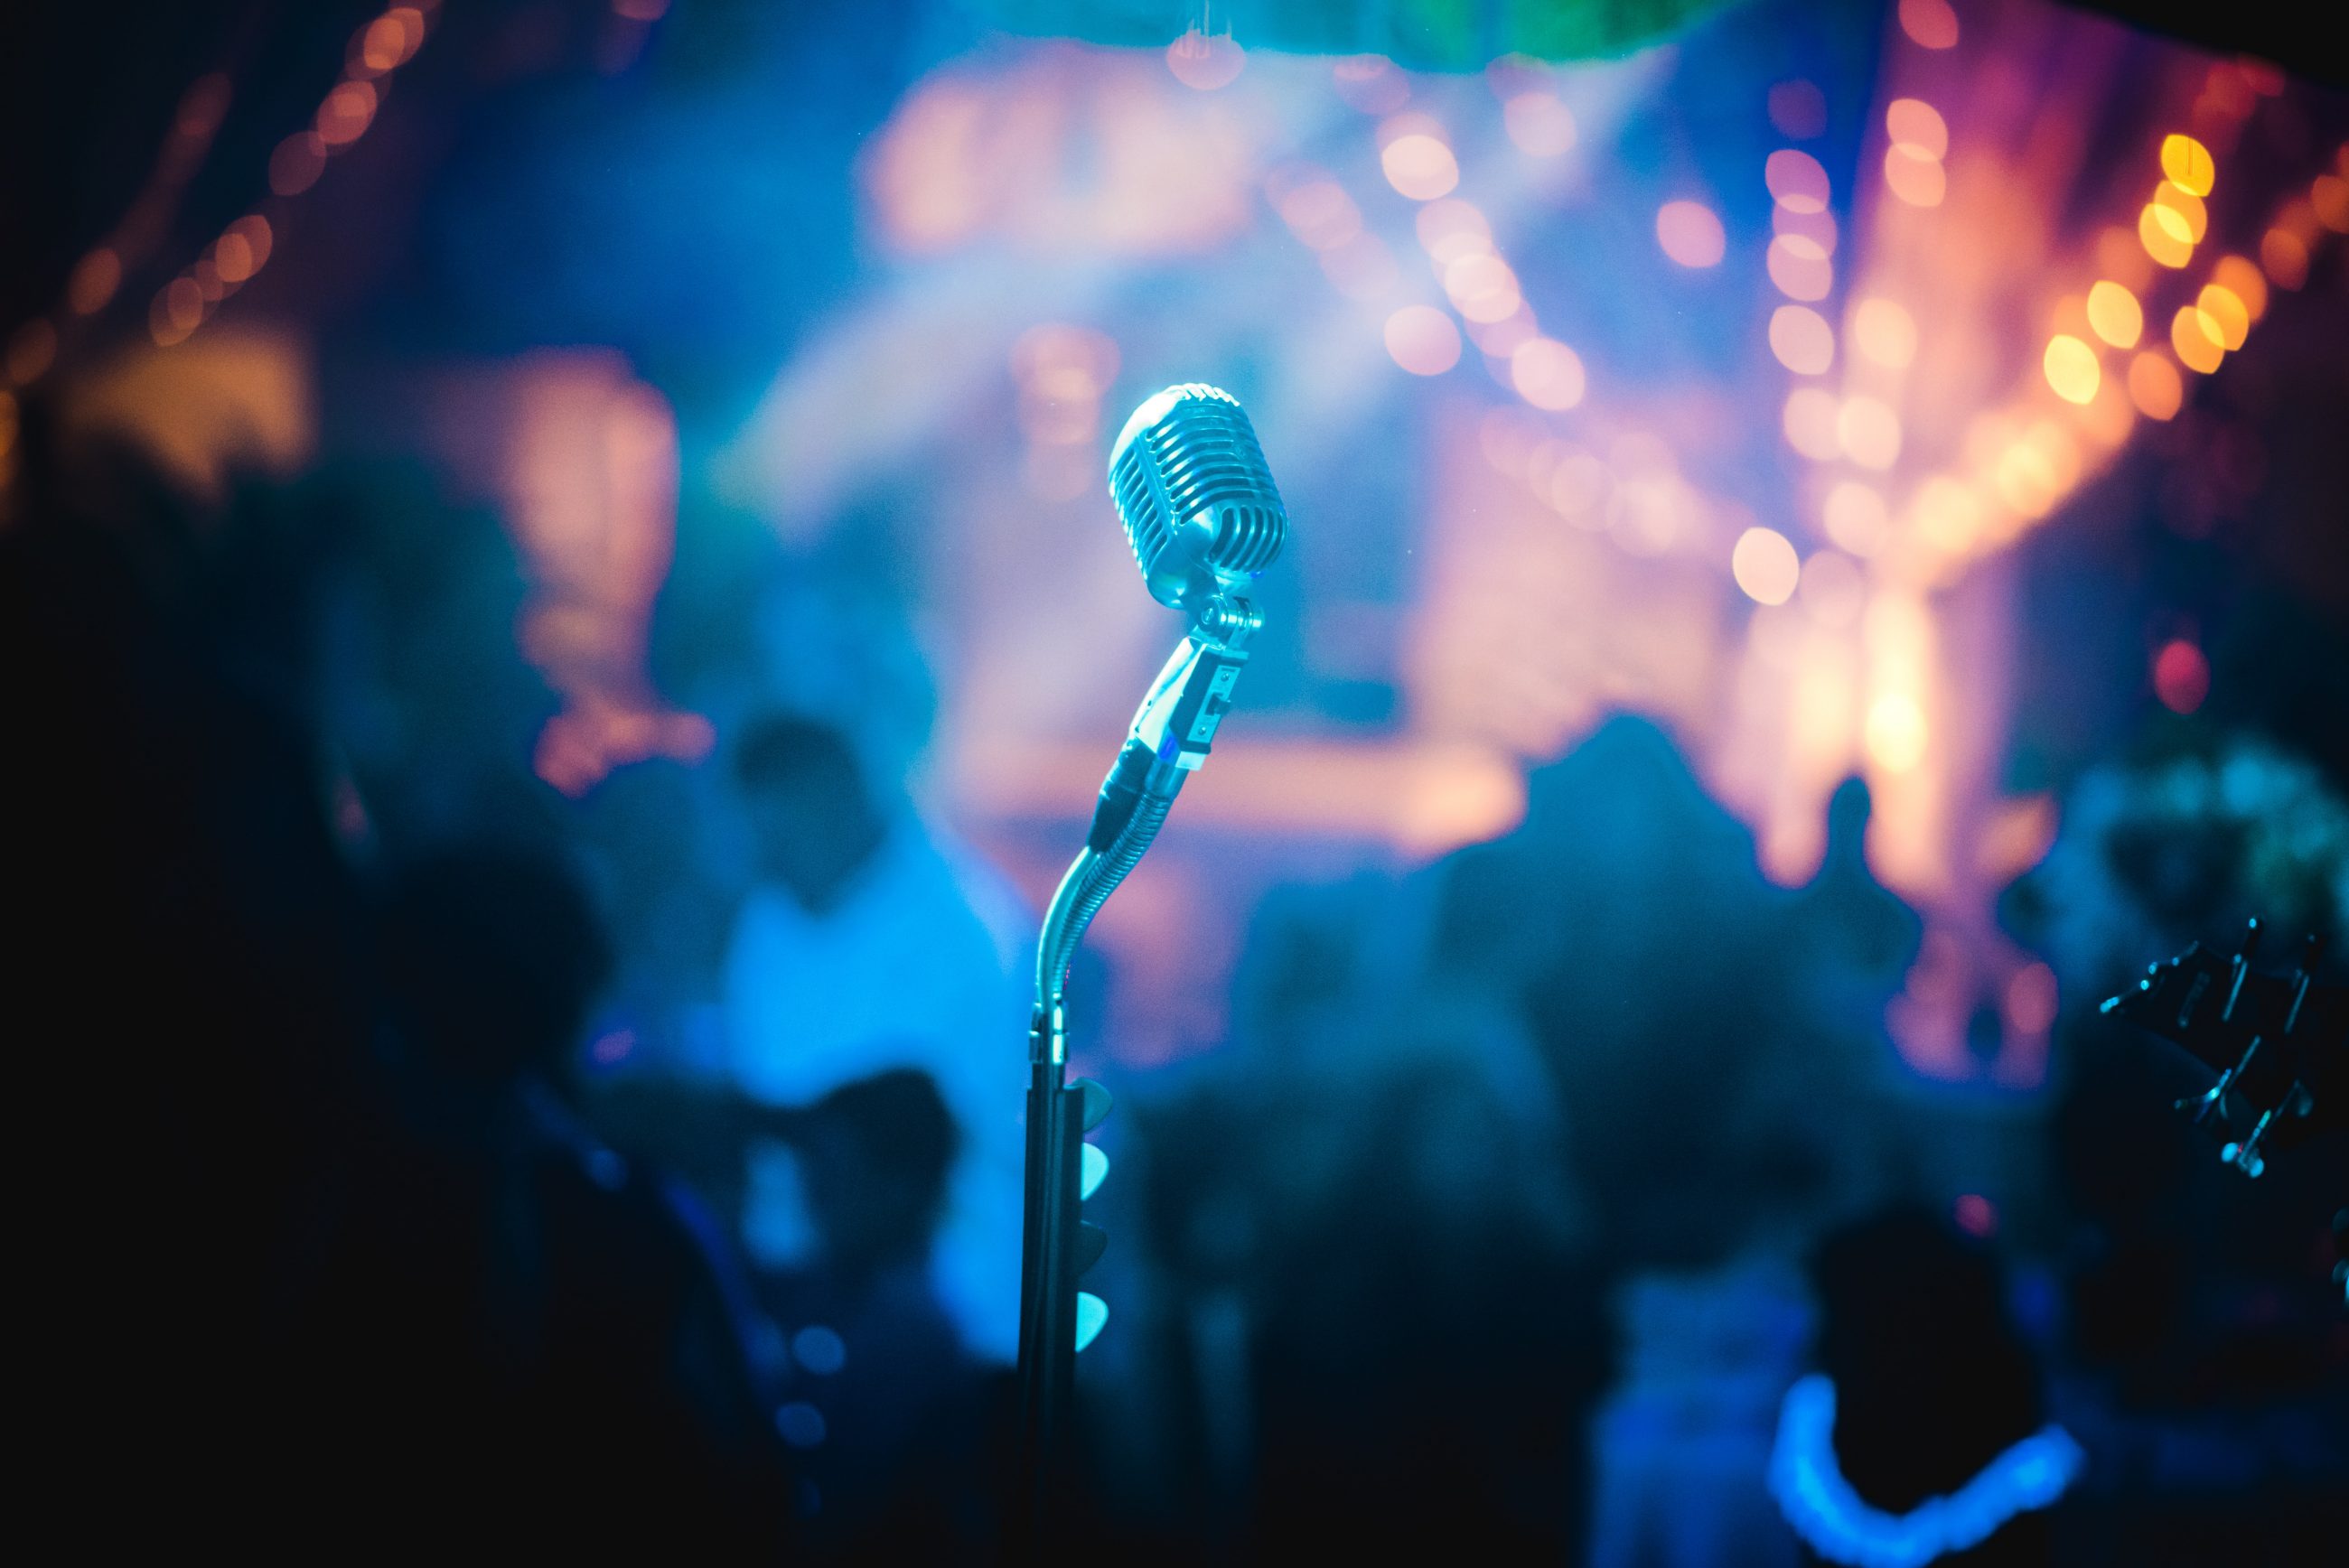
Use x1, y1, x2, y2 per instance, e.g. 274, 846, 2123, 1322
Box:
1107, 384, 1287, 613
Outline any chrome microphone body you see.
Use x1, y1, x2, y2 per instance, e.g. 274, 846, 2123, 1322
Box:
1034, 385, 1288, 1054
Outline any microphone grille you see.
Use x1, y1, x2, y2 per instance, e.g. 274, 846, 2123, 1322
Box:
1108, 384, 1287, 611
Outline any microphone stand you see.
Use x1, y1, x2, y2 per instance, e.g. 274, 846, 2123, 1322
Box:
1012, 593, 1260, 1557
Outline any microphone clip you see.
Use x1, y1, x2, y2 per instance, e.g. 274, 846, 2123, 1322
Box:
1132, 593, 1258, 776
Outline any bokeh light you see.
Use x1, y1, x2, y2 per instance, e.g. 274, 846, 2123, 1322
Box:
2138, 202, 2194, 267
6, 319, 57, 384
1766, 235, 1832, 300
1773, 202, 1839, 256
1769, 305, 1835, 374
1799, 548, 1865, 626
269, 132, 328, 196
1885, 98, 1948, 159
2196, 284, 2249, 350
2084, 280, 2142, 348
2043, 335, 2101, 405
1415, 199, 1492, 266
1165, 29, 1246, 91
1767, 79, 1826, 140
1884, 145, 1946, 206
1852, 298, 1917, 367
1823, 481, 1887, 555
1783, 387, 1842, 460
1502, 93, 1577, 157
2316, 174, 2349, 232
1380, 128, 1460, 201
68, 248, 122, 314
2211, 255, 2268, 321
1656, 201, 1727, 267
1732, 527, 1802, 605
1278, 179, 1362, 250
1383, 305, 1462, 376
1838, 397, 1902, 470
1866, 692, 1928, 771
1444, 253, 1523, 322
1764, 150, 1830, 212
317, 79, 378, 146
2153, 638, 2211, 713
2159, 134, 2215, 197
1510, 338, 1586, 410
1332, 54, 1408, 116
1898, 0, 1960, 50
2006, 963, 2060, 1034
2153, 182, 2208, 244
2170, 305, 2224, 373
2260, 226, 2308, 288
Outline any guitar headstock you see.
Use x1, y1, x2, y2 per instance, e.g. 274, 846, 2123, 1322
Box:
2101, 919, 2344, 1179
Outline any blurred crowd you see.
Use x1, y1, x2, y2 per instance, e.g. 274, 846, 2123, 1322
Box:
8, 398, 2344, 1563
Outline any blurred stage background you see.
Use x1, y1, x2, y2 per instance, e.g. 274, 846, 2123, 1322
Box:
5, 0, 2345, 1561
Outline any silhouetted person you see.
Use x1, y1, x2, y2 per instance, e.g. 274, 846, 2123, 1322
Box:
1428, 714, 1807, 1266
1232, 995, 1611, 1563
1793, 777, 1923, 990
1774, 1208, 2075, 1567
760, 1068, 1001, 1561
363, 845, 791, 1556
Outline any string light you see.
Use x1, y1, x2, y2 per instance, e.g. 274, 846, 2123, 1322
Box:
154, 4, 442, 350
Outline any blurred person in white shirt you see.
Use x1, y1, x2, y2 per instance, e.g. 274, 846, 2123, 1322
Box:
720, 712, 1028, 1365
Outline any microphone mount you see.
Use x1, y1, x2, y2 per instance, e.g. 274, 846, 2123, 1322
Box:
1012, 385, 1283, 1555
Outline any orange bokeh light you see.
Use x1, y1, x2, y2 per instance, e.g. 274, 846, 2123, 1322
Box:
1773, 202, 1838, 257
2127, 352, 2183, 419
1884, 145, 1946, 206
2260, 228, 2308, 289
269, 132, 327, 196
1886, 98, 1949, 159
2313, 174, 2349, 233
1783, 387, 1842, 461
2159, 134, 2215, 197
2043, 335, 2101, 405
2210, 255, 2267, 321
2170, 305, 2224, 373
2153, 182, 2208, 243
1897, 0, 1960, 50
2140, 203, 2194, 267
1839, 397, 1902, 470
1853, 298, 1917, 368
2196, 284, 2249, 350
2084, 280, 2142, 348
1823, 482, 1887, 555
317, 79, 378, 147
68, 248, 122, 314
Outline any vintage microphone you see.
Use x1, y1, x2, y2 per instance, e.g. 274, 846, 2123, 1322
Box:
1013, 383, 1287, 1548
